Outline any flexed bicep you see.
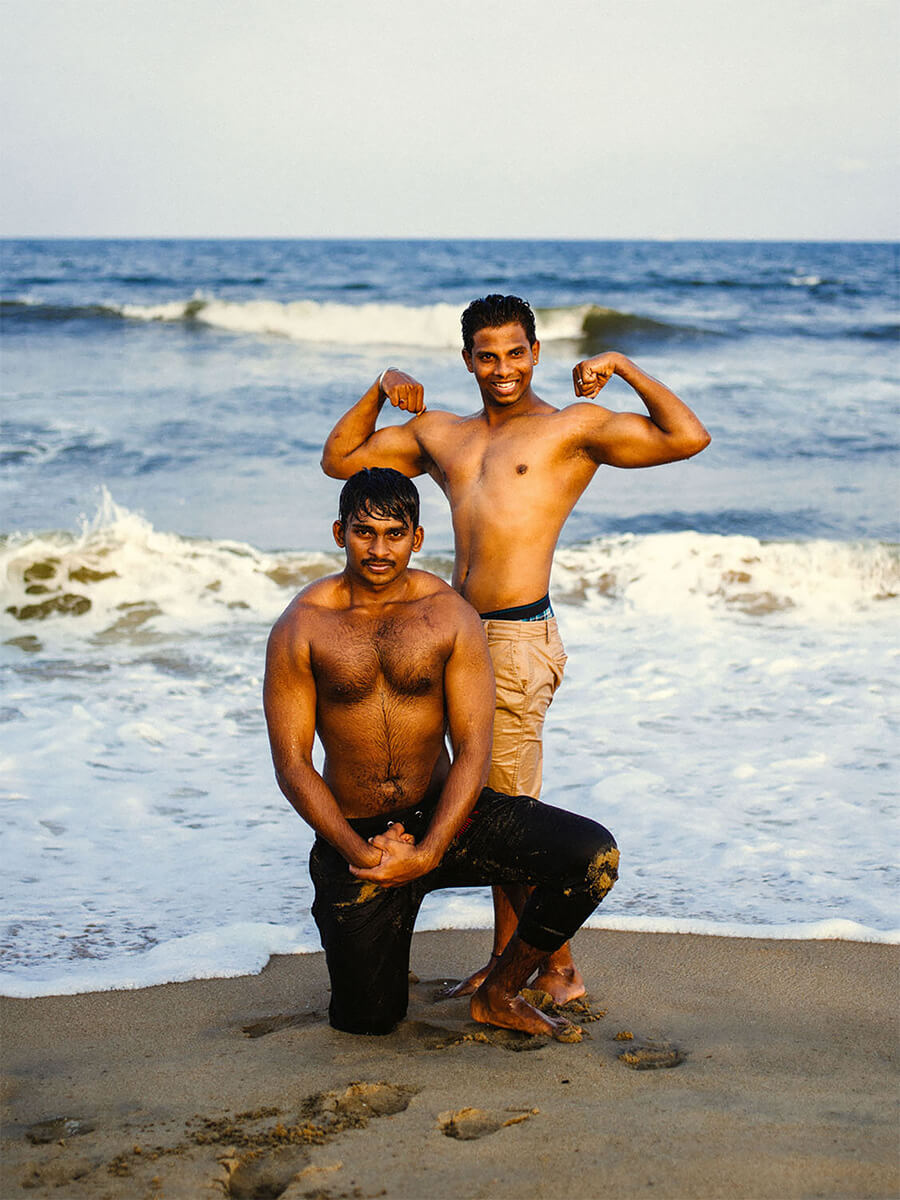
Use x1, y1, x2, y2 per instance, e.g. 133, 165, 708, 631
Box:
321, 373, 432, 479
571, 353, 710, 468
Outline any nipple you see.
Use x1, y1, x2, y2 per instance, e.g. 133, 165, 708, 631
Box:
516, 463, 528, 475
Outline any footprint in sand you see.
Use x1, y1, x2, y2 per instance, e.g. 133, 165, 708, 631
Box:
226, 1147, 310, 1199
25, 1115, 96, 1143
395, 1019, 552, 1052
197, 1084, 417, 1198
241, 1010, 323, 1038
438, 1107, 538, 1141
617, 1039, 686, 1070
20, 1156, 94, 1189
318, 1081, 418, 1122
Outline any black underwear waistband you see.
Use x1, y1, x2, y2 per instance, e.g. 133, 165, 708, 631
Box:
479, 594, 553, 622
341, 801, 437, 840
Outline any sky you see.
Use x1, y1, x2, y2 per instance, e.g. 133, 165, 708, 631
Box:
0, 0, 897, 239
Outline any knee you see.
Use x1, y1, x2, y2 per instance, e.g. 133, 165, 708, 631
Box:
586, 842, 619, 901
580, 823, 619, 902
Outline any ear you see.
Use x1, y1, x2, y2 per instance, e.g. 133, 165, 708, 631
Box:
412, 526, 424, 553
332, 520, 345, 548
461, 348, 474, 373
532, 339, 540, 365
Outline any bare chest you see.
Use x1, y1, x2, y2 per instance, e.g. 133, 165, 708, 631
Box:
312, 612, 446, 705
436, 424, 543, 492
432, 423, 592, 524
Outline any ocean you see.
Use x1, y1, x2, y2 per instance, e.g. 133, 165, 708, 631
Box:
1, 238, 897, 998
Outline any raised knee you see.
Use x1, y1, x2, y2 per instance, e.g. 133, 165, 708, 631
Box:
586, 844, 619, 901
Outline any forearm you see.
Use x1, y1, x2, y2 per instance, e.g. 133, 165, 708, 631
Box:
417, 742, 490, 867
275, 763, 377, 868
320, 378, 385, 478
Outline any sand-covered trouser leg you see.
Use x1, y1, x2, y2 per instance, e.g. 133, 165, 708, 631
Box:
427, 788, 618, 954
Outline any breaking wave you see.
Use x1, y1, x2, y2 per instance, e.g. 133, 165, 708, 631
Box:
1, 296, 694, 347
2, 495, 896, 649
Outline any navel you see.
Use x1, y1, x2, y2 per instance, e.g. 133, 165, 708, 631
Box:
516, 463, 528, 475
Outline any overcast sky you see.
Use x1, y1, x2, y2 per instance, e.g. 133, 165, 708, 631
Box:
1, 0, 896, 239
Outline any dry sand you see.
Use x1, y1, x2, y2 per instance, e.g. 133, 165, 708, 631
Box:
1, 929, 897, 1199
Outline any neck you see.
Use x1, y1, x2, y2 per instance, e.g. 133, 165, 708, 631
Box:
480, 387, 543, 426
342, 569, 412, 608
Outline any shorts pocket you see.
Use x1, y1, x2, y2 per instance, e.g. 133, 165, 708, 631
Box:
489, 637, 529, 697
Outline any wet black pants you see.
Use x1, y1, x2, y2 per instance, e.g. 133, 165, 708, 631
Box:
310, 787, 618, 1035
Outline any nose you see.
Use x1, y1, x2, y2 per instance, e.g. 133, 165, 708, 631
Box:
371, 534, 392, 558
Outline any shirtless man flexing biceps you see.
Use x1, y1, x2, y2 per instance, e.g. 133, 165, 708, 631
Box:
264, 468, 618, 1037
321, 295, 710, 999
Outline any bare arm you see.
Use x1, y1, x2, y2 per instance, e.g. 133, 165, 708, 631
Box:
321, 370, 431, 479
263, 607, 380, 869
571, 352, 711, 468
351, 603, 495, 886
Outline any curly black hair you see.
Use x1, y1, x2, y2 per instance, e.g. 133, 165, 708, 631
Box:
460, 294, 537, 351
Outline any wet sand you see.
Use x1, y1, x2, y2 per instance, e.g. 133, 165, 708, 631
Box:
2, 930, 897, 1199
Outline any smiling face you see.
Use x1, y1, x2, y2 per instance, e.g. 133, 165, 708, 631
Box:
333, 509, 424, 589
462, 322, 540, 408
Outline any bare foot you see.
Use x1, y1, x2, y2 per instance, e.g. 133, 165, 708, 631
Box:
470, 981, 576, 1039
531, 963, 586, 1005
434, 958, 496, 999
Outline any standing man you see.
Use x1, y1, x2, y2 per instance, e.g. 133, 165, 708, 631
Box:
263, 468, 618, 1037
321, 295, 709, 999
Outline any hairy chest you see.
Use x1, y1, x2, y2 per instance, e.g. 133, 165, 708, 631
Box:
312, 614, 446, 706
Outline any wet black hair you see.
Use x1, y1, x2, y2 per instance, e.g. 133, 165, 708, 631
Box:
338, 467, 420, 530
461, 294, 537, 352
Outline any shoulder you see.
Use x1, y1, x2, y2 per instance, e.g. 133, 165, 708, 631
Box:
554, 400, 614, 429
410, 408, 466, 442
405, 568, 458, 603
415, 407, 464, 426
408, 571, 485, 630
412, 571, 489, 648
544, 401, 617, 456
269, 574, 343, 648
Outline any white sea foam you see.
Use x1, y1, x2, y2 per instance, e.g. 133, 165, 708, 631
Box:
0, 924, 321, 999
3, 498, 895, 648
552, 532, 899, 622
0, 490, 338, 644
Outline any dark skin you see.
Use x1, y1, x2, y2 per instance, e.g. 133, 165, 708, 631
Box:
263, 508, 577, 1036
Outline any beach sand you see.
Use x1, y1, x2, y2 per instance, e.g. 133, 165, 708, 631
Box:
2, 929, 897, 1199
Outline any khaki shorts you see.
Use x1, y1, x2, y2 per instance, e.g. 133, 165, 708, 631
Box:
482, 616, 567, 799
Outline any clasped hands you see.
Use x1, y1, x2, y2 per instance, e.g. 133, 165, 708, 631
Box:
349, 822, 435, 887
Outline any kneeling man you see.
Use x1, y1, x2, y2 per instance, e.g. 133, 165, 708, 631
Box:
263, 467, 618, 1037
